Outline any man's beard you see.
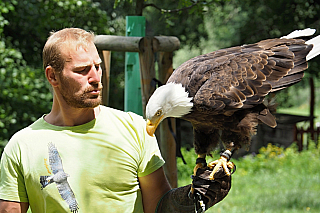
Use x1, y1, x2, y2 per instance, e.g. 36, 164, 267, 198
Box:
59, 74, 103, 108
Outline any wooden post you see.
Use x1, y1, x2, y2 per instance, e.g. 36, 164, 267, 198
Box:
295, 125, 303, 151
309, 77, 315, 142
138, 37, 156, 116
99, 50, 111, 106
159, 119, 177, 187
137, 36, 180, 115
158, 51, 177, 188
158, 51, 174, 82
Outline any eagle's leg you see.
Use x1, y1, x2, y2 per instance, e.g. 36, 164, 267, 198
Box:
207, 143, 235, 180
193, 154, 207, 175
191, 154, 207, 194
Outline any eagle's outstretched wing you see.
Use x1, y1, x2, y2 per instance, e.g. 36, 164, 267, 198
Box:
48, 142, 64, 174
168, 39, 311, 114
57, 181, 79, 213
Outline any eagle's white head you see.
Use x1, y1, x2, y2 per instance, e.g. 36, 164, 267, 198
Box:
145, 83, 193, 136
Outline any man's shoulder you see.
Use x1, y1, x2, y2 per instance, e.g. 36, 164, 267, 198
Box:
99, 106, 147, 136
11, 118, 41, 138
100, 105, 145, 123
5, 116, 47, 148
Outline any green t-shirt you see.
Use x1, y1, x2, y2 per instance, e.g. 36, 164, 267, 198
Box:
0, 106, 164, 213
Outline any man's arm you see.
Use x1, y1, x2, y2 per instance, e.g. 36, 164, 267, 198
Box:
138, 167, 171, 213
139, 167, 197, 213
0, 200, 29, 213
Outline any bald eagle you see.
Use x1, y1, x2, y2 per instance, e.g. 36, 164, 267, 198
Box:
145, 29, 320, 179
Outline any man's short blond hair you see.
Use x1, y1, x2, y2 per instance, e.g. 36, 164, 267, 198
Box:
43, 28, 95, 72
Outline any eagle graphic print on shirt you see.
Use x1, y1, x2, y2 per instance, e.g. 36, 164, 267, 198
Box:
40, 142, 79, 213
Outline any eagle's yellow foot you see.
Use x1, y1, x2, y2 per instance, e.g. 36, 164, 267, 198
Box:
207, 156, 234, 180
207, 149, 234, 180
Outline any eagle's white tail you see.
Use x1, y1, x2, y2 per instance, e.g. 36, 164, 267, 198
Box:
306, 35, 320, 61
280, 28, 316, 39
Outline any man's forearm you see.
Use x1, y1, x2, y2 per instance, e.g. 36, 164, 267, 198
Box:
0, 200, 29, 213
156, 185, 194, 213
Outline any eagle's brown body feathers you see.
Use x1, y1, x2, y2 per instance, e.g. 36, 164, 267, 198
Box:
167, 38, 313, 156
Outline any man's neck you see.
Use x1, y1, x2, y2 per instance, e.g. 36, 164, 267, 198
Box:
44, 100, 101, 127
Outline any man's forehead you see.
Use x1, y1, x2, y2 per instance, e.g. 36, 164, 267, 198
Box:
64, 44, 101, 65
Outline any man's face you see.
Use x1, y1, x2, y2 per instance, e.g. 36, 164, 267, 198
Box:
57, 42, 103, 108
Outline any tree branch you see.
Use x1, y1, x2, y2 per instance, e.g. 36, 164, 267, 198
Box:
143, 1, 205, 13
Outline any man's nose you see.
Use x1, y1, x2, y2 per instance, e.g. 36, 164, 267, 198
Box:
88, 65, 101, 83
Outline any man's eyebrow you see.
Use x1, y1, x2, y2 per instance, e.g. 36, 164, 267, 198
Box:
94, 58, 102, 65
73, 58, 102, 69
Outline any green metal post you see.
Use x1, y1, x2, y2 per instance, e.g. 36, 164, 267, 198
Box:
125, 16, 145, 115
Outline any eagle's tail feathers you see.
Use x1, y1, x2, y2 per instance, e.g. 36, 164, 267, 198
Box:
270, 72, 304, 92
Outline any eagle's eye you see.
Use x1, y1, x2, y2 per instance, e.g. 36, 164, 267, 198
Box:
156, 110, 162, 116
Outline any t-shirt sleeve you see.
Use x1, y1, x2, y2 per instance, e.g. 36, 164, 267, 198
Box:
137, 133, 165, 177
128, 113, 165, 177
0, 140, 28, 202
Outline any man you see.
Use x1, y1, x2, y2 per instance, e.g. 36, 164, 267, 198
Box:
0, 28, 231, 213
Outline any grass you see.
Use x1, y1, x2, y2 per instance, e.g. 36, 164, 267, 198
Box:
177, 143, 320, 213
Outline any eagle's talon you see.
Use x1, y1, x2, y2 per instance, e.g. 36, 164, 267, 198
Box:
207, 156, 234, 180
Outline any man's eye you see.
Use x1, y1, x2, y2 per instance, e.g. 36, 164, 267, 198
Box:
77, 67, 89, 73
95, 65, 100, 71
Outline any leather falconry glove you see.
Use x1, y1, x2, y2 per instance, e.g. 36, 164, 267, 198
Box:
156, 164, 234, 213
190, 165, 233, 212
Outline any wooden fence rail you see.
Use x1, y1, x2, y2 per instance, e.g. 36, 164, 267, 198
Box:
295, 125, 320, 151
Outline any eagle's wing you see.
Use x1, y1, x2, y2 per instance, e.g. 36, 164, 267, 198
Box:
56, 181, 79, 213
48, 142, 64, 174
167, 39, 312, 114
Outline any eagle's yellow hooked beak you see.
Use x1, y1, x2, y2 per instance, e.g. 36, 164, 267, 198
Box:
146, 115, 164, 136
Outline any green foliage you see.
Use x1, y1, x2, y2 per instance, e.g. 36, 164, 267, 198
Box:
142, 0, 208, 48
3, 0, 110, 67
233, 0, 320, 79
178, 143, 320, 212
0, 40, 52, 151
0, 1, 14, 34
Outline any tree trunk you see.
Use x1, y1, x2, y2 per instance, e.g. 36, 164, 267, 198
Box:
135, 0, 144, 15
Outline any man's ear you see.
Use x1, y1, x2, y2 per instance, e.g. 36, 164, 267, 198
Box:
45, 66, 59, 87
